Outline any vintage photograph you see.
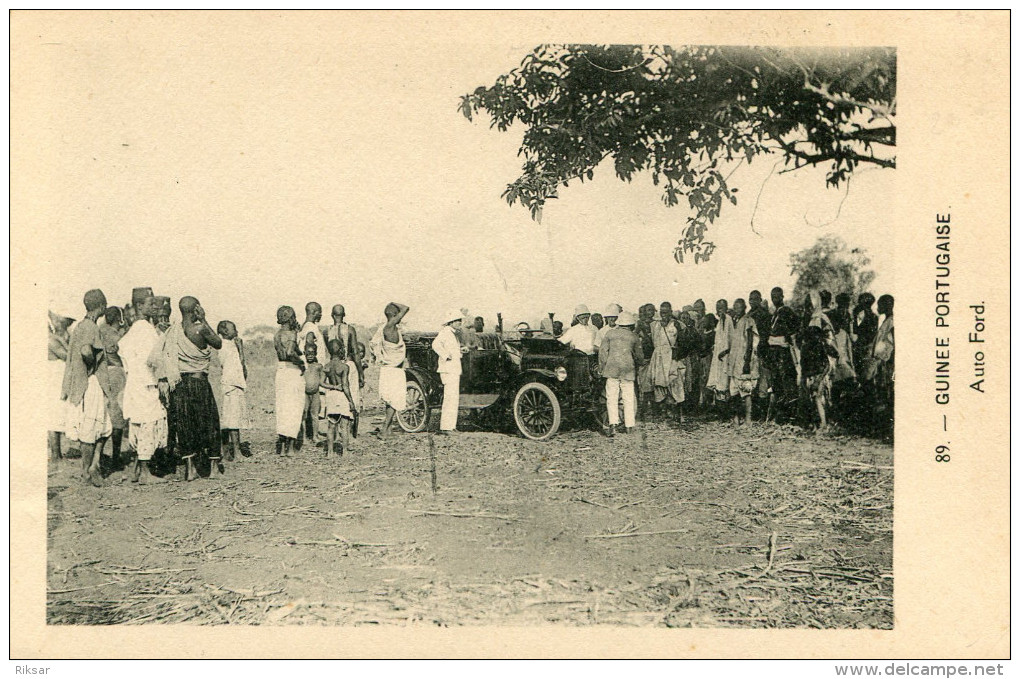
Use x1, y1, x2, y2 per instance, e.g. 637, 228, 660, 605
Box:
36, 31, 898, 631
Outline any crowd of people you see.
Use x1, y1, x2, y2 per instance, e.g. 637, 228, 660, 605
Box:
48, 288, 247, 485
47, 284, 894, 487
47, 289, 381, 485
546, 287, 894, 438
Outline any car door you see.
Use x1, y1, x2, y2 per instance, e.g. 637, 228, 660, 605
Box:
463, 334, 506, 394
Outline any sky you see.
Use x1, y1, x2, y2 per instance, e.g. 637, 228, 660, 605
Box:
30, 16, 895, 332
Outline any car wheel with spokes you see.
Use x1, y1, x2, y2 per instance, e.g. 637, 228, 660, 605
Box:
513, 382, 561, 441
396, 377, 430, 433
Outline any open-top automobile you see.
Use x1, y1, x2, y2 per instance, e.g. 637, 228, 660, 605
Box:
395, 330, 613, 441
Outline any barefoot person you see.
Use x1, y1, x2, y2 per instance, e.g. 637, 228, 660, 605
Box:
296, 302, 326, 449
764, 287, 800, 424
217, 320, 249, 462
322, 338, 355, 457
852, 292, 879, 378
801, 291, 838, 433
826, 292, 858, 418
120, 289, 168, 483
649, 301, 686, 424
727, 298, 760, 425
273, 305, 305, 456
61, 289, 112, 486
149, 296, 222, 481
99, 306, 127, 472
48, 308, 75, 461
370, 302, 409, 436
301, 342, 325, 446
863, 294, 895, 436
707, 298, 734, 416
434, 308, 467, 435
325, 304, 364, 435
634, 303, 656, 415
748, 290, 772, 417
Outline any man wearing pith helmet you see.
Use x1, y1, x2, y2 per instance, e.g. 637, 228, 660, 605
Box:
558, 304, 597, 355
598, 310, 645, 436
433, 308, 467, 434
594, 302, 622, 351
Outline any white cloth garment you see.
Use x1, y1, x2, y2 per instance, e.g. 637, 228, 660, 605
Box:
120, 320, 166, 425
440, 372, 460, 431
372, 324, 406, 410
650, 321, 685, 404
219, 340, 246, 390
275, 363, 305, 438
371, 324, 406, 367
378, 367, 406, 411
324, 386, 353, 419
433, 325, 463, 375
559, 323, 597, 355
130, 418, 167, 462
220, 386, 249, 430
66, 374, 113, 444
707, 314, 734, 396
433, 324, 462, 431
218, 340, 249, 429
605, 377, 636, 428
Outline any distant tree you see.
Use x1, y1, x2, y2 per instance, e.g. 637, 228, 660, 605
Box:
461, 45, 895, 262
789, 235, 875, 304
243, 324, 277, 339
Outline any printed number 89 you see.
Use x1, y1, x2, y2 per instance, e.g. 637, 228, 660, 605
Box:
935, 445, 950, 463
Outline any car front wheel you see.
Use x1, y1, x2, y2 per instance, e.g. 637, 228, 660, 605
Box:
513, 382, 561, 441
396, 378, 430, 433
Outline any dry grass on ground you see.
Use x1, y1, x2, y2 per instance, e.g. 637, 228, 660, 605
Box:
48, 381, 892, 628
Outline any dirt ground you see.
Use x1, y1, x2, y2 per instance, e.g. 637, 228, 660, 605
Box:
47, 362, 893, 628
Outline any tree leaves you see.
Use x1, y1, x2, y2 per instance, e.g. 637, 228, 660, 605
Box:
789, 235, 876, 302
463, 45, 896, 261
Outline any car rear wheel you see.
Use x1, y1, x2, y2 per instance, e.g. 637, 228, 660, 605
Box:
513, 382, 561, 441
396, 378, 430, 433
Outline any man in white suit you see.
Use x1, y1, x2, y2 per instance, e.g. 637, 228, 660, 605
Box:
433, 309, 466, 435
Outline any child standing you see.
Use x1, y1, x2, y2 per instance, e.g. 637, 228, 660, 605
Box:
301, 341, 324, 449
322, 338, 354, 457
217, 321, 250, 461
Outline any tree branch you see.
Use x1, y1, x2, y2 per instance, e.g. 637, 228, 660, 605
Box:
846, 125, 896, 146
580, 53, 646, 74
777, 140, 895, 170
801, 77, 895, 121
750, 159, 783, 235
784, 54, 895, 122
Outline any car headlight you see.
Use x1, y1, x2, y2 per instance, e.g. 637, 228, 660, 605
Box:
555, 366, 567, 381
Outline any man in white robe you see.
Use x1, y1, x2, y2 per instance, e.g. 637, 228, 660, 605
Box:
707, 298, 734, 403
371, 302, 410, 437
649, 301, 686, 423
120, 291, 168, 483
